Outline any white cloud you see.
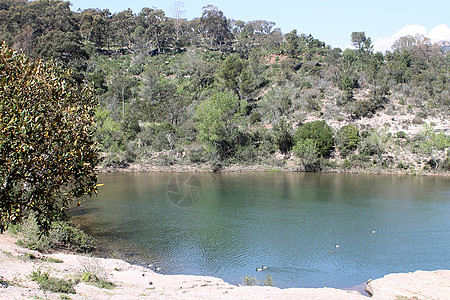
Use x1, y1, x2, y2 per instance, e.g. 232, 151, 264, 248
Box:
428, 24, 450, 42
373, 24, 450, 52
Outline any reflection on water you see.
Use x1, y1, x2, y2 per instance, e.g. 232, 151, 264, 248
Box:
70, 172, 450, 288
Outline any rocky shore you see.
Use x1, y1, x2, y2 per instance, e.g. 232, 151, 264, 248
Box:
97, 162, 450, 178
1, 233, 449, 299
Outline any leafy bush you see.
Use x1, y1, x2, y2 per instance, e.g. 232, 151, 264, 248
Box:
241, 275, 260, 286
249, 111, 262, 124
273, 118, 293, 154
352, 99, 378, 118
30, 269, 75, 294
293, 139, 320, 172
13, 214, 95, 253
294, 121, 334, 157
336, 124, 360, 157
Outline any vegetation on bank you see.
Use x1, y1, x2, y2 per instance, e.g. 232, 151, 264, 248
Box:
8, 214, 95, 253
1, 0, 449, 177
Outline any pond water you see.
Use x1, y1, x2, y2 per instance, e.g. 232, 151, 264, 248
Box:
70, 172, 450, 289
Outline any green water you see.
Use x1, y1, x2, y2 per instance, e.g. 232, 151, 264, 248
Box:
70, 172, 450, 289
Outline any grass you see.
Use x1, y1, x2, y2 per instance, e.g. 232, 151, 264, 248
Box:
79, 272, 115, 289
43, 257, 64, 263
241, 274, 274, 286
2, 250, 14, 258
241, 275, 260, 286
30, 269, 75, 294
263, 274, 273, 286
17, 252, 63, 263
77, 256, 115, 289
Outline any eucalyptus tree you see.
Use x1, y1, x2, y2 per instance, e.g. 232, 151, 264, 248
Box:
200, 5, 232, 48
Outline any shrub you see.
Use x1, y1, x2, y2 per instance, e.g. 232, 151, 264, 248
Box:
396, 131, 408, 139
241, 275, 260, 286
80, 272, 114, 289
273, 118, 294, 155
263, 274, 273, 286
294, 121, 334, 157
30, 269, 75, 294
336, 124, 360, 157
412, 116, 424, 125
442, 157, 450, 171
13, 214, 95, 253
249, 111, 262, 124
293, 139, 320, 172
352, 100, 377, 118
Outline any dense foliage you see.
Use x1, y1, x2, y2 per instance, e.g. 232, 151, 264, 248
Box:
0, 44, 98, 232
294, 121, 334, 157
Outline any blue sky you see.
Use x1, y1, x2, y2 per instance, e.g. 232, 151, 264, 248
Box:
69, 0, 450, 52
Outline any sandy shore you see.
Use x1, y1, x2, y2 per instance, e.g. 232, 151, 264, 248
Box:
0, 233, 449, 299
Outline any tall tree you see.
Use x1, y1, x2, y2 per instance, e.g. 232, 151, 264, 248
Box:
200, 5, 231, 48
195, 91, 244, 158
170, 1, 186, 42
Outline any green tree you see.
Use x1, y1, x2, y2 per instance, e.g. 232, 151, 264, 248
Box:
351, 31, 366, 49
336, 124, 360, 157
200, 5, 231, 48
294, 121, 334, 157
293, 139, 320, 172
273, 118, 293, 155
195, 91, 244, 158
217, 54, 255, 100
0, 45, 98, 232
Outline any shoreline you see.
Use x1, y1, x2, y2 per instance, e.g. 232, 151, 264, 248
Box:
97, 162, 450, 177
1, 233, 449, 299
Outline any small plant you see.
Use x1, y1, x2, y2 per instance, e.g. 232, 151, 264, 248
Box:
0, 276, 9, 287
263, 274, 273, 286
22, 253, 37, 260
80, 272, 115, 289
2, 250, 14, 258
13, 214, 95, 253
43, 257, 64, 263
78, 256, 114, 289
412, 117, 424, 125
30, 269, 75, 294
241, 275, 260, 286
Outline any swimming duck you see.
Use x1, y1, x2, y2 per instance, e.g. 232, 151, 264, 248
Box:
256, 267, 263, 272
156, 267, 162, 272
329, 250, 334, 253
262, 265, 268, 270
371, 230, 377, 234
335, 244, 340, 248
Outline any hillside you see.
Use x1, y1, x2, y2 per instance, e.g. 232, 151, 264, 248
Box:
1, 0, 449, 174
